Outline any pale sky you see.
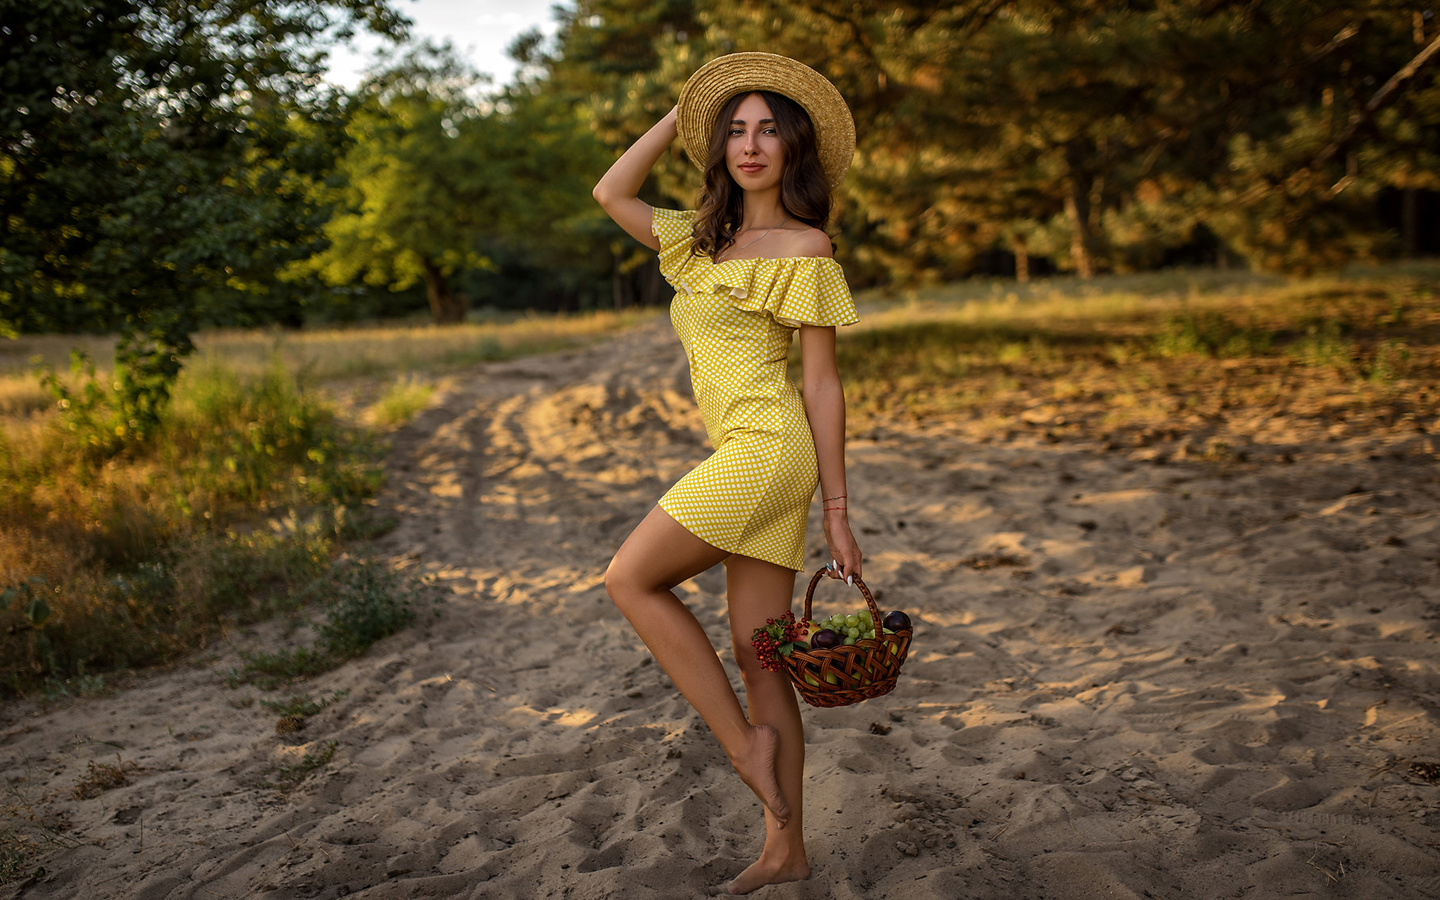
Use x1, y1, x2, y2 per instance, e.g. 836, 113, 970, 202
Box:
325, 0, 569, 88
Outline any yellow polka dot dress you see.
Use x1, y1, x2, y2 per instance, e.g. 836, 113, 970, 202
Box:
651, 207, 858, 571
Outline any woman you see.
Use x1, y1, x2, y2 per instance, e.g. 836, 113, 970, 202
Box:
593, 52, 860, 895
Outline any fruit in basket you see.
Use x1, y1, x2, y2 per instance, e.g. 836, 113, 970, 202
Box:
750, 612, 809, 672
810, 628, 841, 650
883, 610, 912, 632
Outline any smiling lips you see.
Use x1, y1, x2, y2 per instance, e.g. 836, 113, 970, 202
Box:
738, 163, 766, 174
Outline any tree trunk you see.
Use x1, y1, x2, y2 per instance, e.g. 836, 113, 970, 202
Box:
1064, 188, 1094, 280
639, 256, 668, 306
1011, 235, 1030, 283
1064, 142, 1096, 280
611, 253, 668, 308
1402, 188, 1419, 258
611, 264, 633, 309
421, 257, 467, 324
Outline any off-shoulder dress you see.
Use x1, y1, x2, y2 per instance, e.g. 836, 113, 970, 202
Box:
651, 207, 858, 571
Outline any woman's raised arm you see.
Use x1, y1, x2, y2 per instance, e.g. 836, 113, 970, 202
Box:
592, 106, 679, 250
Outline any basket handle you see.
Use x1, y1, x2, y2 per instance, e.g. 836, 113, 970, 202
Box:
802, 568, 884, 629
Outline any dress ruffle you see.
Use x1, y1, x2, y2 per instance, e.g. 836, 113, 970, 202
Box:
713, 256, 857, 328
651, 207, 858, 329
653, 207, 699, 288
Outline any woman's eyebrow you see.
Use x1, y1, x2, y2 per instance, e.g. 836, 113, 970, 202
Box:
730, 117, 778, 126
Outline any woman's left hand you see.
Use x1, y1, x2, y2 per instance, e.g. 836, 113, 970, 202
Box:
823, 510, 862, 583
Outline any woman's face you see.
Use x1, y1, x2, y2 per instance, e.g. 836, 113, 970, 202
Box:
725, 93, 786, 192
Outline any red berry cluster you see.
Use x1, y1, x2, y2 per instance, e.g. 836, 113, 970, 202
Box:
750, 612, 810, 672
751, 632, 783, 672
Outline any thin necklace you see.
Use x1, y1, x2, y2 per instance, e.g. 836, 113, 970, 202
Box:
726, 215, 790, 258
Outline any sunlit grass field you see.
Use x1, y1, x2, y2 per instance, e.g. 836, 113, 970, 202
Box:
0, 309, 654, 418
837, 262, 1440, 457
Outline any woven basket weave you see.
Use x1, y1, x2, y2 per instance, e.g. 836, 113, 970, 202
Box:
783, 570, 913, 708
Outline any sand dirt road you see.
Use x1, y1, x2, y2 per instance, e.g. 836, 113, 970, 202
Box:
4, 318, 1439, 899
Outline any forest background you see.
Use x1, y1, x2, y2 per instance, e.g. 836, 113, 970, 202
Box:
6, 0, 1440, 351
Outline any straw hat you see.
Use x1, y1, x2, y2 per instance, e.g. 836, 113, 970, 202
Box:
676, 52, 856, 188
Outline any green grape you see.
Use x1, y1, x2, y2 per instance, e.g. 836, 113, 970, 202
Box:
846, 626, 860, 638
859, 610, 873, 623
843, 636, 857, 645
845, 614, 860, 628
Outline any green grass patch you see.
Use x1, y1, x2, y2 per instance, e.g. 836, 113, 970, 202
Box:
1151, 310, 1274, 358
221, 558, 426, 691
225, 646, 335, 690
369, 375, 436, 426
316, 560, 419, 657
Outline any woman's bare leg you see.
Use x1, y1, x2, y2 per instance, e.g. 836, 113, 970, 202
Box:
604, 506, 790, 826
723, 554, 811, 895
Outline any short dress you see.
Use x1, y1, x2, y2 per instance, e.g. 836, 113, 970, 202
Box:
652, 207, 858, 571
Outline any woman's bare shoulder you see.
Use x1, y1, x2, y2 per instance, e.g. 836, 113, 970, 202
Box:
778, 224, 834, 259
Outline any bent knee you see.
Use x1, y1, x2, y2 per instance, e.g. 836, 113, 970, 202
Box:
604, 556, 658, 606
731, 636, 773, 681
603, 558, 630, 602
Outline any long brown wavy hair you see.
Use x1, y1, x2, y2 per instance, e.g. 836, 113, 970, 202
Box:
691, 90, 832, 262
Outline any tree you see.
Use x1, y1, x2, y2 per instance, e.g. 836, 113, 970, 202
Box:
0, 0, 406, 445
533, 1, 1440, 282
1197, 4, 1440, 272
297, 44, 608, 323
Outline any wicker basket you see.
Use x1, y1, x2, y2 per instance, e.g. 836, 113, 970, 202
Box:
783, 569, 913, 708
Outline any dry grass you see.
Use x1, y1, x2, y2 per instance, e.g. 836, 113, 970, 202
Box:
0, 309, 646, 695
1, 309, 651, 385
71, 756, 139, 800
192, 310, 652, 381
838, 264, 1440, 458
1, 310, 653, 427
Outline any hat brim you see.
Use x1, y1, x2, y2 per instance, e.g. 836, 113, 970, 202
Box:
676, 52, 855, 189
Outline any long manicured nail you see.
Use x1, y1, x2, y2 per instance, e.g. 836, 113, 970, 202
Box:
846, 575, 853, 586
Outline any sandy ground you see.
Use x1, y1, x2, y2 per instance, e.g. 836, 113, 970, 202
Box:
3, 318, 1439, 899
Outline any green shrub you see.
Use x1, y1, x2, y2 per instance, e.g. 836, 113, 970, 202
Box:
0, 360, 381, 694
1152, 310, 1272, 358
1286, 319, 1354, 370
318, 559, 419, 658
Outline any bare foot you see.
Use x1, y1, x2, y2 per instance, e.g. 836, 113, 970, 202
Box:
730, 724, 790, 827
728, 854, 811, 895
